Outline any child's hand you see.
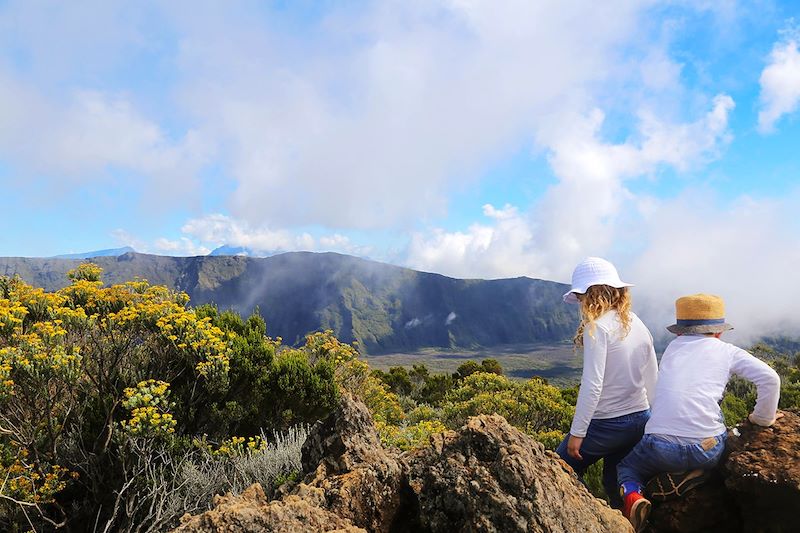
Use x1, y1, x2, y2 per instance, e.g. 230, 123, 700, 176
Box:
748, 412, 784, 427
567, 435, 584, 460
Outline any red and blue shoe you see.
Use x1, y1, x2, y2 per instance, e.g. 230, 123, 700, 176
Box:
622, 490, 651, 532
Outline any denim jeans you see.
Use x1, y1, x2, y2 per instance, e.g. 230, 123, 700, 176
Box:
617, 431, 728, 491
556, 409, 650, 509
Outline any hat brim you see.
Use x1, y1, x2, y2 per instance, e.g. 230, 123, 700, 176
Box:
562, 282, 634, 305
666, 323, 734, 335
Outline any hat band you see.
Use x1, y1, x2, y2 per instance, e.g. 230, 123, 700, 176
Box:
675, 318, 725, 326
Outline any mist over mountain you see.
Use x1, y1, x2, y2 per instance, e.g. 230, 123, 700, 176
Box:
0, 251, 576, 353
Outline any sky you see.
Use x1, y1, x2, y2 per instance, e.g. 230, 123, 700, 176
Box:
1, 0, 800, 341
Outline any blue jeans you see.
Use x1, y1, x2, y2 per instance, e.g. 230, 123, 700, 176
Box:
617, 432, 728, 491
556, 409, 650, 509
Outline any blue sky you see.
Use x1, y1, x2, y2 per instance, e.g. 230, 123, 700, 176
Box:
1, 1, 800, 337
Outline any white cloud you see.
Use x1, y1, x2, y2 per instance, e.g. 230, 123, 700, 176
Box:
629, 189, 800, 344
180, 214, 310, 253
170, 0, 661, 229
110, 229, 147, 252
407, 203, 536, 279
408, 95, 735, 281
758, 28, 800, 133
126, 214, 373, 257
153, 237, 211, 257
0, 75, 208, 203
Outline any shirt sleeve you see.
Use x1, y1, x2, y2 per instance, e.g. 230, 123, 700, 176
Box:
570, 325, 608, 437
643, 339, 658, 408
730, 347, 781, 426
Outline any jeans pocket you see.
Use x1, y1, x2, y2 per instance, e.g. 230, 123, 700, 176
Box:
690, 439, 723, 468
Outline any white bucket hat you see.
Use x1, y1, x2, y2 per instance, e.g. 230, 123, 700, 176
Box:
563, 257, 633, 304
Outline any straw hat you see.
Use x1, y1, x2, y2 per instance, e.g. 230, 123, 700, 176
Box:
666, 294, 734, 335
562, 257, 633, 304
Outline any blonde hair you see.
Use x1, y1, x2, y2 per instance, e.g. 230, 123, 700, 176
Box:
573, 285, 632, 347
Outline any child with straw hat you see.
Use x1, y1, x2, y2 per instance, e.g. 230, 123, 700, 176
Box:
616, 294, 781, 532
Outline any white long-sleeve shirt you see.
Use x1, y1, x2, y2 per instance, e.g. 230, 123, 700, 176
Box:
646, 335, 781, 438
570, 310, 658, 437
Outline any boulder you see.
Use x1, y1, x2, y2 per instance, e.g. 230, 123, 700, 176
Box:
299, 397, 408, 532
172, 483, 365, 533
723, 409, 800, 532
407, 415, 632, 533
646, 471, 740, 533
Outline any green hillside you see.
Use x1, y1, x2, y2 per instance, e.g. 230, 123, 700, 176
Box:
0, 251, 577, 352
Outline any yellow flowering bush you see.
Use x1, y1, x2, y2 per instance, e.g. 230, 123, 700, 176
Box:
0, 347, 13, 399
0, 299, 27, 338
441, 373, 573, 438
121, 380, 177, 437
305, 330, 404, 425
0, 265, 339, 529
156, 311, 230, 387
209, 435, 268, 457
375, 419, 447, 451
0, 442, 75, 505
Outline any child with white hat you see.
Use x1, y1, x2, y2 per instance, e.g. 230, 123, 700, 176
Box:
617, 293, 781, 532
556, 257, 658, 510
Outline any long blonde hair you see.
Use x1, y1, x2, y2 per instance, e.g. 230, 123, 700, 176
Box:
573, 285, 632, 347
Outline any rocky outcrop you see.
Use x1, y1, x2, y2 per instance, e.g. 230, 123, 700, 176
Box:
646, 471, 740, 533
408, 414, 631, 532
723, 409, 800, 532
175, 399, 800, 533
646, 409, 800, 533
298, 396, 408, 532
175, 395, 630, 532
174, 483, 365, 533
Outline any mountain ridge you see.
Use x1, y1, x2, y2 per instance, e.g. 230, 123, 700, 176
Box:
0, 251, 577, 353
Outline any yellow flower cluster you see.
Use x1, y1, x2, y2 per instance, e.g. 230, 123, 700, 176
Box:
11, 283, 65, 319
211, 435, 268, 458
305, 330, 359, 365
0, 298, 28, 337
0, 347, 13, 398
66, 262, 104, 283
6, 331, 82, 383
1, 446, 74, 504
156, 310, 231, 384
375, 419, 447, 451
54, 305, 90, 330
121, 380, 177, 437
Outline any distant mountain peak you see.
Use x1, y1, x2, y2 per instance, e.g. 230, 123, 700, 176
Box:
209, 245, 275, 257
53, 246, 135, 259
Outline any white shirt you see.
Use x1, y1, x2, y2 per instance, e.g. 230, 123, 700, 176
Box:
570, 310, 658, 438
645, 335, 780, 438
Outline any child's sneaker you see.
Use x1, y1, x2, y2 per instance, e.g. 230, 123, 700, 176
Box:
645, 469, 711, 502
623, 491, 651, 532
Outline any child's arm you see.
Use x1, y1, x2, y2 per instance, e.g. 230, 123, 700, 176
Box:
570, 326, 609, 438
644, 337, 658, 408
730, 348, 781, 426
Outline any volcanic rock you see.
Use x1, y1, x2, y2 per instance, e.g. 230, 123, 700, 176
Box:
723, 409, 800, 532
174, 395, 631, 533
298, 396, 408, 532
407, 414, 633, 532
173, 483, 365, 533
